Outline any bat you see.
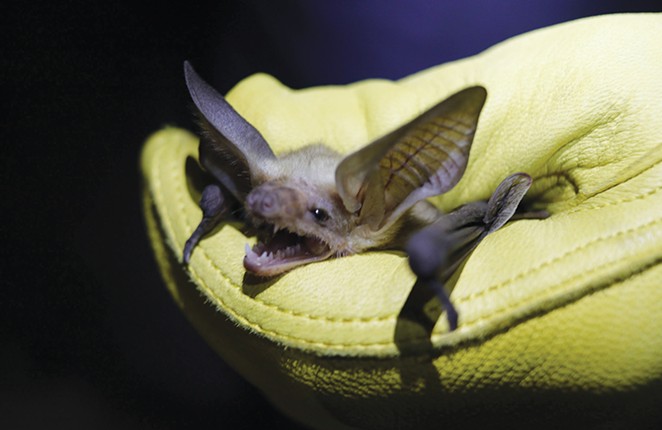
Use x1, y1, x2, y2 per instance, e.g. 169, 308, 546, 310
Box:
181, 61, 538, 330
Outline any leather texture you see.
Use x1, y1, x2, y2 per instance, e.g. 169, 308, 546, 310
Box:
141, 14, 662, 430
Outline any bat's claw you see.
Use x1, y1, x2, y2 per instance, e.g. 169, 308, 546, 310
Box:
183, 238, 195, 264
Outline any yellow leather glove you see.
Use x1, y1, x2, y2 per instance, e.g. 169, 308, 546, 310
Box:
141, 13, 662, 430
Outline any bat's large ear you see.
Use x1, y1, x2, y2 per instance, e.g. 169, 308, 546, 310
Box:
184, 61, 276, 200
335, 86, 487, 231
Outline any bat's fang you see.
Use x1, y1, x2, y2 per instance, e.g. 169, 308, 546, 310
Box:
243, 224, 333, 276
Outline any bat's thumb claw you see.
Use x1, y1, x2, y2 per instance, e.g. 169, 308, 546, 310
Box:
182, 241, 193, 265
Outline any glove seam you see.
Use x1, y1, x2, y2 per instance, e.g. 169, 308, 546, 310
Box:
454, 216, 662, 304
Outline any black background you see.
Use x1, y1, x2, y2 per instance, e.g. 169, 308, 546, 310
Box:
3, 1, 661, 429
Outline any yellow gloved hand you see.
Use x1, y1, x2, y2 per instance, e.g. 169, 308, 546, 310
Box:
141, 13, 662, 430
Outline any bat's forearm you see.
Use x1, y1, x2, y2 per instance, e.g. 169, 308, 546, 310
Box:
183, 184, 227, 263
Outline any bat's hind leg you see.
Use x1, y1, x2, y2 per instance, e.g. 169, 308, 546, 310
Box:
183, 184, 226, 264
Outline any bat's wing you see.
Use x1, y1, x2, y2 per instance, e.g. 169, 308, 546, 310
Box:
184, 61, 276, 200
405, 173, 535, 330
336, 86, 487, 231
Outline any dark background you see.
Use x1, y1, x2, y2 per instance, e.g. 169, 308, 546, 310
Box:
3, 1, 661, 429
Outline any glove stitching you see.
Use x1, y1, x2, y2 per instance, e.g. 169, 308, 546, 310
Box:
568, 183, 662, 214
188, 246, 661, 350
564, 153, 662, 214
454, 215, 662, 304
446, 234, 662, 330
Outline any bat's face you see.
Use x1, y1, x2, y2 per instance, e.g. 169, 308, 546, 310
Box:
243, 181, 348, 276
242, 147, 362, 277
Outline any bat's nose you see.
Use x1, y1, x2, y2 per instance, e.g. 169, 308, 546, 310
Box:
247, 185, 304, 220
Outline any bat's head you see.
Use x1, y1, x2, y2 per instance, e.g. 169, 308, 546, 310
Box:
242, 144, 358, 277
184, 61, 486, 277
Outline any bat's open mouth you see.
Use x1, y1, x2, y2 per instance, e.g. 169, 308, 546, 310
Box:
244, 226, 334, 277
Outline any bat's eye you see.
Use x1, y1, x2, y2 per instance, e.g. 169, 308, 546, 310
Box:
310, 208, 330, 223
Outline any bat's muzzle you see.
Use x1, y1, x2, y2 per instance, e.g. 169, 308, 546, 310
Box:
246, 184, 305, 221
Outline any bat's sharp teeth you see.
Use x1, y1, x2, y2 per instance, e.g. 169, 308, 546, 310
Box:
304, 235, 329, 255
